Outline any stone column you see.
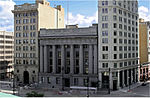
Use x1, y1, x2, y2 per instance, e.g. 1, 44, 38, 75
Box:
40, 46, 43, 72
117, 70, 120, 89
99, 72, 102, 88
89, 45, 93, 74
110, 72, 113, 90
134, 68, 137, 82
131, 69, 133, 83
122, 70, 125, 87
127, 70, 129, 86
94, 45, 98, 74
52, 45, 56, 73
70, 45, 74, 74
61, 45, 65, 73
44, 45, 48, 73
79, 45, 83, 74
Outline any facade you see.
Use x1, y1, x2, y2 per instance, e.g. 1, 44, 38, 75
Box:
12, 0, 64, 84
39, 24, 98, 89
139, 18, 150, 81
0, 31, 14, 80
98, 0, 139, 90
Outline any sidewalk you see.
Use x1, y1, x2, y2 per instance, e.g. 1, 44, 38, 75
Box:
119, 82, 142, 92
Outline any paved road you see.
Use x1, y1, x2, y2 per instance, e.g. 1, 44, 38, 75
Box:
0, 81, 150, 97
129, 81, 150, 97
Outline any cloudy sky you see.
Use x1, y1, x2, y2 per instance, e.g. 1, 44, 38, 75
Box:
0, 0, 150, 31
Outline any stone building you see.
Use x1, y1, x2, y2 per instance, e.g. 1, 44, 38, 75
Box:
12, 0, 64, 84
39, 24, 98, 89
139, 18, 150, 81
98, 0, 139, 90
0, 31, 14, 80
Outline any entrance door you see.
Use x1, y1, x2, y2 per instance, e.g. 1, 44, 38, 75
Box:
23, 71, 29, 84
64, 78, 70, 87
113, 80, 117, 90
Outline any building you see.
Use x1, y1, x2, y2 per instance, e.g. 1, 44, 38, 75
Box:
39, 24, 98, 89
98, 0, 139, 90
12, 0, 64, 84
139, 18, 150, 81
0, 31, 14, 81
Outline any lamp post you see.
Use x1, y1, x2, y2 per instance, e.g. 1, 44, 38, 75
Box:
108, 68, 110, 94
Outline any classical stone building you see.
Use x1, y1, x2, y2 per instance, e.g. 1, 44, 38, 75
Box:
0, 31, 14, 80
12, 0, 64, 84
139, 18, 150, 81
39, 24, 98, 89
98, 0, 139, 90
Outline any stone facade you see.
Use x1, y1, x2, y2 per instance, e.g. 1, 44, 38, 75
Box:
0, 31, 14, 80
139, 18, 150, 81
98, 0, 139, 90
12, 0, 64, 84
39, 24, 98, 89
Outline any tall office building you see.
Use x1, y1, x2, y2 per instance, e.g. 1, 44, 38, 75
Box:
98, 0, 139, 90
139, 18, 150, 81
12, 0, 64, 84
0, 31, 14, 80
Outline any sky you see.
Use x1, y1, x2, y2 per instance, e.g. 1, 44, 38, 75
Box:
0, 0, 150, 32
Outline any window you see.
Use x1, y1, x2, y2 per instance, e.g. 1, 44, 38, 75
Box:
47, 77, 51, 84
113, 15, 117, 21
119, 39, 122, 44
119, 54, 122, 59
102, 8, 108, 13
114, 46, 117, 51
102, 31, 108, 36
113, 8, 117, 13
102, 38, 108, 43
102, 63, 108, 68
114, 38, 117, 43
102, 16, 108, 21
124, 53, 127, 58
102, 54, 108, 59
114, 54, 117, 59
114, 63, 117, 68
114, 31, 117, 36
102, 46, 108, 51
113, 23, 117, 28
102, 23, 108, 28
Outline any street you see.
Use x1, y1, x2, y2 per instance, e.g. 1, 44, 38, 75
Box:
0, 81, 150, 97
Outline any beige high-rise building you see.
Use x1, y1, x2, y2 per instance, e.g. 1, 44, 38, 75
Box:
139, 18, 150, 81
12, 0, 64, 84
0, 31, 14, 80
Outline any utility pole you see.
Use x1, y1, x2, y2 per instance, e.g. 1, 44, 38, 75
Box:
108, 68, 110, 94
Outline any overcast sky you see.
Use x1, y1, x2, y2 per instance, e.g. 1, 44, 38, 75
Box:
0, 0, 150, 31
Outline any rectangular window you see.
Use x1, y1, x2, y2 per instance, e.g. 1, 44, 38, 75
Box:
102, 38, 108, 43
102, 54, 108, 59
102, 46, 108, 51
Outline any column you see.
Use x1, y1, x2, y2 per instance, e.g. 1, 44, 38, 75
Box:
52, 45, 56, 73
134, 68, 137, 82
110, 72, 113, 90
127, 70, 129, 86
94, 44, 98, 74
61, 45, 65, 73
99, 72, 102, 88
88, 45, 93, 74
44, 45, 48, 73
117, 70, 120, 89
131, 69, 133, 83
40, 46, 43, 72
79, 45, 83, 74
70, 45, 74, 74
122, 70, 125, 87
